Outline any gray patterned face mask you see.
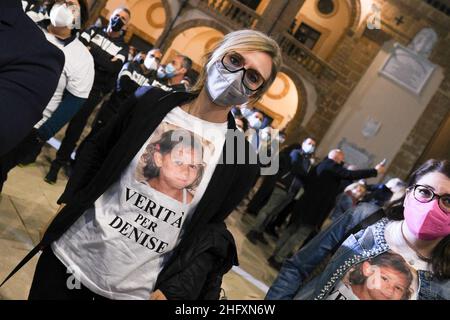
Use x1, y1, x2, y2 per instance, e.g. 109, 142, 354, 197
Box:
205, 61, 251, 107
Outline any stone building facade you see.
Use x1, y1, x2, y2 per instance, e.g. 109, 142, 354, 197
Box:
86, 0, 449, 179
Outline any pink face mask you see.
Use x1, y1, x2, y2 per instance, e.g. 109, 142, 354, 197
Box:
404, 194, 450, 240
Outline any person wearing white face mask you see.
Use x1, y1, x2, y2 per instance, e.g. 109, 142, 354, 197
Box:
4, 30, 282, 300
301, 138, 316, 155
143, 49, 162, 73
0, 0, 94, 191
240, 103, 254, 118
82, 48, 163, 145
246, 137, 316, 245
45, 5, 131, 183
245, 111, 265, 150
247, 111, 264, 130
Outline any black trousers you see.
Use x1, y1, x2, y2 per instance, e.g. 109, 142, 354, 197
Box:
246, 174, 278, 214
54, 86, 104, 164
28, 247, 109, 300
265, 199, 296, 231
89, 92, 125, 139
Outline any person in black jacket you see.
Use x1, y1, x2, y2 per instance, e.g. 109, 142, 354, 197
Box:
92, 48, 162, 130
0, 29, 283, 300
91, 48, 163, 132
268, 149, 386, 268
0, 0, 64, 157
44, 48, 163, 184
44, 6, 130, 182
246, 138, 316, 244
245, 140, 305, 216
151, 54, 193, 92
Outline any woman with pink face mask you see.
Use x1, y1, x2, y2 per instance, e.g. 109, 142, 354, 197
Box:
267, 159, 450, 300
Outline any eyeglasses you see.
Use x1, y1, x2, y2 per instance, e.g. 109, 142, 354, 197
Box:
221, 52, 266, 92
409, 184, 450, 213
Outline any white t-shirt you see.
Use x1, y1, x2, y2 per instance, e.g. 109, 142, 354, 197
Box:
327, 221, 430, 300
34, 28, 94, 128
53, 107, 227, 300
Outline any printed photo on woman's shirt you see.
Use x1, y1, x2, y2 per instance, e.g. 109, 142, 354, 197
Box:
329, 251, 417, 300
135, 122, 215, 205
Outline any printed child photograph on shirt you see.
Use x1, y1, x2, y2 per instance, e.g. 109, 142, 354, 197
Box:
330, 251, 416, 300
135, 122, 214, 204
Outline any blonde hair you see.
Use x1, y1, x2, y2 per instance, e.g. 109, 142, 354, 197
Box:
191, 29, 282, 104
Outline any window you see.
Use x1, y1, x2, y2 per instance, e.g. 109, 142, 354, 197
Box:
317, 0, 335, 15
237, 0, 261, 11
294, 23, 321, 50
424, 0, 450, 16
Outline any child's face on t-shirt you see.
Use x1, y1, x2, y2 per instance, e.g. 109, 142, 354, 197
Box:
363, 265, 411, 300
157, 145, 203, 190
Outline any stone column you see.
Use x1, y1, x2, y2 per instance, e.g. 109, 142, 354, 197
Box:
387, 35, 450, 179
256, 0, 306, 35
85, 0, 107, 28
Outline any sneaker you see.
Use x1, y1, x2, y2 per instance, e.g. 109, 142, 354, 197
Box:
44, 161, 62, 184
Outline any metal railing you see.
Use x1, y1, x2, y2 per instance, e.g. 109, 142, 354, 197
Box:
198, 0, 261, 29
276, 31, 338, 79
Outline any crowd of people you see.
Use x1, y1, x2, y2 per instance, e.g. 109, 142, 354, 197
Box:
0, 0, 448, 301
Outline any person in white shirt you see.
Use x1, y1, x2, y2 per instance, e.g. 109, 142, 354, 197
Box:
0, 0, 94, 192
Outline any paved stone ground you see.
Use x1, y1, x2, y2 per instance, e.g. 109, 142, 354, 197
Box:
0, 144, 279, 300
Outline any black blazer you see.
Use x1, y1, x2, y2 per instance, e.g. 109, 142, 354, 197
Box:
4, 88, 259, 299
0, 0, 64, 156
292, 158, 378, 228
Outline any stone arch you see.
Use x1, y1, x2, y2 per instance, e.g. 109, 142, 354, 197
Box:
278, 66, 309, 142
348, 0, 362, 33
292, 0, 355, 59
155, 0, 173, 44
160, 19, 231, 53
162, 25, 225, 72
255, 71, 301, 130
161, 0, 172, 21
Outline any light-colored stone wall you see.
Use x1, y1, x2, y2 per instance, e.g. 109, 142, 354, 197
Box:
317, 40, 444, 178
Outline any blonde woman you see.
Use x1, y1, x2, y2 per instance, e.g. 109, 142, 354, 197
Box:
7, 30, 282, 300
